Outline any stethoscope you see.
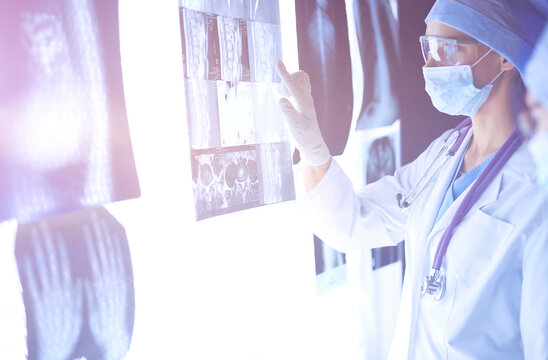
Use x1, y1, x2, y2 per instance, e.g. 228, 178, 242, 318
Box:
396, 118, 524, 300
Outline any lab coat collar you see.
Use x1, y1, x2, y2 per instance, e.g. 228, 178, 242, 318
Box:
413, 127, 475, 251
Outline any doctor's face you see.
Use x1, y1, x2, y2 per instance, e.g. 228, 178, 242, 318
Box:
424, 20, 503, 89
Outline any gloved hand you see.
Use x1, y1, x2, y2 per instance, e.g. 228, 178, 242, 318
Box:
276, 60, 331, 166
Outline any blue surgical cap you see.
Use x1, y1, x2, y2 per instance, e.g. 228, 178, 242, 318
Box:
525, 25, 548, 107
426, 0, 547, 74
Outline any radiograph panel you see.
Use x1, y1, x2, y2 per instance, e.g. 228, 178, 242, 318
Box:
217, 81, 255, 146
354, 0, 401, 130
258, 142, 295, 205
192, 146, 261, 220
182, 8, 222, 80
252, 82, 288, 143
248, 21, 282, 83
218, 16, 251, 82
359, 124, 403, 271
15, 207, 135, 360
314, 234, 347, 295
295, 0, 353, 157
0, 0, 140, 224
180, 0, 295, 221
185, 79, 221, 149
249, 0, 280, 24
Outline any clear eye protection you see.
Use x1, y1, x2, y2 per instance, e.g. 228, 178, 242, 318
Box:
420, 35, 481, 66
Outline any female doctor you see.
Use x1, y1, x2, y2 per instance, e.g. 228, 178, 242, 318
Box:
277, 0, 548, 359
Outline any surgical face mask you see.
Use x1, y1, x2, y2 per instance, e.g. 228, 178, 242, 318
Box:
423, 49, 504, 117
528, 131, 548, 193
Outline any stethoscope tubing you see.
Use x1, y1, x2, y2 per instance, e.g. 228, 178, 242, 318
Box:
431, 129, 524, 270
398, 118, 472, 208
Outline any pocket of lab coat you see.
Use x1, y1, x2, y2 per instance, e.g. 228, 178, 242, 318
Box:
447, 208, 514, 286
444, 210, 521, 355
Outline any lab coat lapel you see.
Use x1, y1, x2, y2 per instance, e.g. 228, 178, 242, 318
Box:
414, 129, 474, 250
429, 156, 503, 240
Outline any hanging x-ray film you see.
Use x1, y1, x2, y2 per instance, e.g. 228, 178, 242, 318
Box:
15, 207, 135, 360
354, 0, 402, 130
179, 0, 295, 220
0, 0, 140, 224
295, 0, 354, 157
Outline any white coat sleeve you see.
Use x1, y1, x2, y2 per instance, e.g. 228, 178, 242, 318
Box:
298, 133, 447, 253
520, 217, 548, 359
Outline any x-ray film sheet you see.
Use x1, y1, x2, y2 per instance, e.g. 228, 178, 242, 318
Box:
181, 8, 222, 80
314, 235, 347, 296
252, 82, 288, 144
258, 142, 295, 205
179, 0, 279, 24
0, 0, 140, 224
15, 207, 135, 359
218, 16, 251, 82
180, 0, 295, 221
185, 79, 222, 149
191, 142, 295, 220
295, 0, 353, 157
191, 146, 261, 220
217, 81, 255, 146
248, 21, 282, 82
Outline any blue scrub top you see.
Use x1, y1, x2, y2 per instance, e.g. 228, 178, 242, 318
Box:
434, 148, 496, 225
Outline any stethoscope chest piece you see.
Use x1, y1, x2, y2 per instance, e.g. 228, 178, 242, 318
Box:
421, 269, 446, 301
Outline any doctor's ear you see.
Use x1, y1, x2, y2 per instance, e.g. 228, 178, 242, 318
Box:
499, 57, 515, 71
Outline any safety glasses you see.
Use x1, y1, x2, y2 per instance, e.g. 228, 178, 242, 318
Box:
420, 35, 481, 66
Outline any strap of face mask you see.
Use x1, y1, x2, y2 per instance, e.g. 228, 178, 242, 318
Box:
487, 70, 505, 86
471, 48, 493, 68
471, 48, 505, 86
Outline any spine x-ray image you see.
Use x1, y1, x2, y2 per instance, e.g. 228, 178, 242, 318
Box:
15, 207, 135, 360
0, 0, 140, 224
179, 0, 295, 221
295, 0, 353, 157
354, 0, 402, 130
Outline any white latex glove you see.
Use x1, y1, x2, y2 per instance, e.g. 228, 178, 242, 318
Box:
276, 61, 331, 166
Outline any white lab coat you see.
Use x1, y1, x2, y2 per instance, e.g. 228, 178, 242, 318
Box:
300, 128, 548, 359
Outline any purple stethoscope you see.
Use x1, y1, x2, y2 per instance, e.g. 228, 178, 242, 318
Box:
396, 118, 524, 300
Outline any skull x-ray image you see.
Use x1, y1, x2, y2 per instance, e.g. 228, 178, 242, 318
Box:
366, 136, 396, 184
15, 207, 135, 360
354, 0, 402, 130
0, 0, 140, 224
179, 0, 296, 221
295, 0, 353, 157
